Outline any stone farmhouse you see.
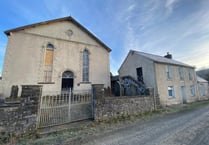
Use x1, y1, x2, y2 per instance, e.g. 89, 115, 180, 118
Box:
119, 50, 200, 106
197, 76, 209, 100
0, 16, 111, 98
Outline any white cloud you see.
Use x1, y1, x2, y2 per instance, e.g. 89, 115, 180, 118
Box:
127, 3, 136, 12
118, 0, 209, 71
165, 0, 178, 15
177, 41, 209, 68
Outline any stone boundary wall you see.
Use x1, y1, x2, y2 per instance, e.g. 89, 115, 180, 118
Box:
0, 85, 41, 142
0, 104, 37, 138
94, 96, 154, 121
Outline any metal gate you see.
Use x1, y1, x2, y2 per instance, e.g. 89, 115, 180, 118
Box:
37, 89, 93, 128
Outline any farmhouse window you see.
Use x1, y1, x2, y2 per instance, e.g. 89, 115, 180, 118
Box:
166, 65, 172, 79
168, 86, 175, 98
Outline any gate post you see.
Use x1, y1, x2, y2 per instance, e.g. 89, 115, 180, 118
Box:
91, 88, 94, 119
37, 94, 43, 128
92, 84, 104, 120
92, 84, 104, 100
68, 88, 71, 121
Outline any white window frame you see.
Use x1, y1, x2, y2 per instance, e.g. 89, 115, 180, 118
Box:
190, 85, 195, 97
178, 67, 184, 80
189, 69, 193, 80
200, 84, 205, 96
166, 65, 172, 79
168, 86, 175, 98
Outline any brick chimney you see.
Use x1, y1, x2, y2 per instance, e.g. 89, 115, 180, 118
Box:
164, 52, 172, 59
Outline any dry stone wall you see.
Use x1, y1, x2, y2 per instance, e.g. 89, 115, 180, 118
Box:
94, 96, 154, 121
93, 84, 155, 121
0, 85, 41, 143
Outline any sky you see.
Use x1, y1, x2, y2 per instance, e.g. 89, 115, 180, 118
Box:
0, 0, 209, 75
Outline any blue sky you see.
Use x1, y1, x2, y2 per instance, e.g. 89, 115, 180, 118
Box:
0, 0, 209, 75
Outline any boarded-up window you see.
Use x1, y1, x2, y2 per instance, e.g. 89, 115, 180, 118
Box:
44, 44, 54, 82
45, 50, 54, 65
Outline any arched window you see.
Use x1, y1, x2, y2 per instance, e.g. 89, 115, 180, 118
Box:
45, 43, 54, 65
47, 43, 54, 50
83, 49, 89, 82
62, 71, 74, 78
44, 43, 54, 82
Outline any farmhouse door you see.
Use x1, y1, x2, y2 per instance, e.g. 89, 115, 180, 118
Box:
181, 86, 187, 104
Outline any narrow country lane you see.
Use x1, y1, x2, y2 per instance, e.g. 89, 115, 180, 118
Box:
84, 105, 209, 145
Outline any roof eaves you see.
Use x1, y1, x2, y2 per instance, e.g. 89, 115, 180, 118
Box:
4, 16, 111, 52
4, 16, 71, 35
69, 17, 111, 52
132, 50, 193, 68
118, 51, 132, 73
154, 61, 194, 68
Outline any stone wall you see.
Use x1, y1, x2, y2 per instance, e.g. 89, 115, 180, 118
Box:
94, 96, 154, 121
0, 105, 36, 136
0, 86, 41, 142
92, 84, 155, 121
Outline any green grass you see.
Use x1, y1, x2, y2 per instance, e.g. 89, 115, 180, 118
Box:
182, 100, 209, 110
164, 100, 209, 113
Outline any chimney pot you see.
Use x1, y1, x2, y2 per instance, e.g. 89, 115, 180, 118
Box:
164, 52, 172, 59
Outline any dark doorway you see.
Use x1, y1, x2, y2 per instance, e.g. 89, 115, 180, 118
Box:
62, 71, 74, 90
136, 67, 143, 83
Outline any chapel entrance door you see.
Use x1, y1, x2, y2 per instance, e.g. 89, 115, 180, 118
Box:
61, 71, 74, 91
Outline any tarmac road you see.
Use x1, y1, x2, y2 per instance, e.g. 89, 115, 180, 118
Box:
84, 105, 209, 145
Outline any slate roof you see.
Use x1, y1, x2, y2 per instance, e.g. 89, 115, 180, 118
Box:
197, 75, 208, 83
4, 16, 111, 52
132, 50, 194, 68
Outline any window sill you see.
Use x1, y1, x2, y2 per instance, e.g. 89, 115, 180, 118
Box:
38, 82, 55, 84
80, 82, 91, 84
168, 96, 175, 99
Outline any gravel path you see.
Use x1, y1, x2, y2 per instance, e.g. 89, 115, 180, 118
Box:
83, 105, 209, 145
